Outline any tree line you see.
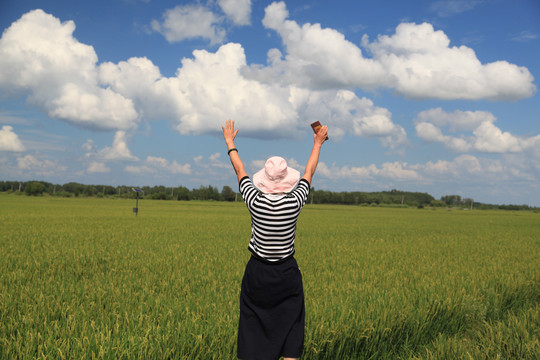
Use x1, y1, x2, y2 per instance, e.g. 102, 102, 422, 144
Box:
0, 181, 236, 201
0, 180, 536, 211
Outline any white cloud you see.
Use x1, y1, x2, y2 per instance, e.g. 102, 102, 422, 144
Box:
151, 5, 226, 44
2, 7, 533, 155
250, 159, 266, 174
87, 161, 110, 173
193, 153, 231, 172
415, 108, 540, 153
316, 161, 420, 181
315, 154, 539, 196
420, 155, 483, 178
124, 164, 152, 175
99, 42, 405, 146
286, 158, 304, 174
363, 22, 536, 100
17, 154, 67, 177
430, 0, 485, 17
248, 2, 535, 101
193, 155, 204, 164
510, 31, 540, 42
415, 107, 495, 132
98, 131, 139, 161
101, 43, 298, 139
125, 156, 191, 175
147, 156, 192, 174
0, 10, 138, 131
290, 88, 407, 147
416, 122, 472, 152
218, 0, 252, 26
0, 126, 26, 152
82, 139, 96, 152
472, 121, 531, 153
248, 1, 387, 89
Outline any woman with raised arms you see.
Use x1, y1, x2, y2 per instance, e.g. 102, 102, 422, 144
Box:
222, 119, 328, 360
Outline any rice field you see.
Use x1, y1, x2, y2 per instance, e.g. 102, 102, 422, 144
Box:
0, 194, 539, 359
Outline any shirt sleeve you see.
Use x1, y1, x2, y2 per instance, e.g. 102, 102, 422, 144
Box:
291, 178, 310, 207
239, 176, 258, 208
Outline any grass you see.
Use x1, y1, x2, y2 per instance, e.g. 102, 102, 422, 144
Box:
0, 194, 539, 359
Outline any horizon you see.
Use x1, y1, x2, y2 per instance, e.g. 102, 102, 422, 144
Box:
1, 0, 539, 206
4, 178, 536, 207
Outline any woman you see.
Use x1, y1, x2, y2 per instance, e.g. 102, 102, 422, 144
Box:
222, 119, 328, 360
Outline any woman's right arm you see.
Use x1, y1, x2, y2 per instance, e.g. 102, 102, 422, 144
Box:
302, 125, 328, 185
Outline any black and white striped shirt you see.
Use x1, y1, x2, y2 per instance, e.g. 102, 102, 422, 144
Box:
239, 176, 310, 262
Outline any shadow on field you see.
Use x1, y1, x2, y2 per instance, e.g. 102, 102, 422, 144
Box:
484, 278, 540, 322
305, 279, 540, 359
305, 301, 469, 359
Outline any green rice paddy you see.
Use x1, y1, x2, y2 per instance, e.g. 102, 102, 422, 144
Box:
0, 194, 538, 359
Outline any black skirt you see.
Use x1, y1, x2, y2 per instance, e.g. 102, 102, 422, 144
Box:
237, 255, 305, 360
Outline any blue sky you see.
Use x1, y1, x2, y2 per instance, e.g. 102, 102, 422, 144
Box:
1, 0, 539, 205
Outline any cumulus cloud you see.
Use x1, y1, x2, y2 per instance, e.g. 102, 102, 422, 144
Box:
0, 10, 138, 131
17, 154, 67, 177
290, 88, 407, 147
97, 131, 139, 161
417, 154, 538, 186
316, 161, 421, 182
82, 139, 96, 152
87, 161, 110, 173
362, 22, 535, 100
316, 153, 539, 194
247, 2, 535, 101
125, 156, 191, 175
415, 107, 495, 132
1, 7, 532, 151
218, 0, 252, 26
0, 126, 26, 152
415, 108, 540, 153
151, 4, 226, 44
245, 1, 387, 89
99, 43, 406, 146
472, 122, 536, 153
192, 153, 233, 183
101, 44, 296, 138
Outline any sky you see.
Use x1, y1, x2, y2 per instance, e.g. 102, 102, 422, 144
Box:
0, 0, 539, 206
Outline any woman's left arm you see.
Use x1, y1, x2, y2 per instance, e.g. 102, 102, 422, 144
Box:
222, 119, 248, 182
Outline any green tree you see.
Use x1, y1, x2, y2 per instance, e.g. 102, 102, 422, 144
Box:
221, 186, 236, 201
63, 182, 86, 196
441, 195, 462, 206
24, 182, 45, 196
177, 186, 191, 201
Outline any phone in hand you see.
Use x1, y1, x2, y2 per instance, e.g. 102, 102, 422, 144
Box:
311, 121, 328, 140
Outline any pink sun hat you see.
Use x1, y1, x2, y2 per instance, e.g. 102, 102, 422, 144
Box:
253, 156, 300, 194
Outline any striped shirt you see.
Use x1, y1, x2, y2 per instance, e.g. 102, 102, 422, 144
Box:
239, 176, 310, 262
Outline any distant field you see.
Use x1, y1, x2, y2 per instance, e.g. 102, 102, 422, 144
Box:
1, 194, 539, 359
